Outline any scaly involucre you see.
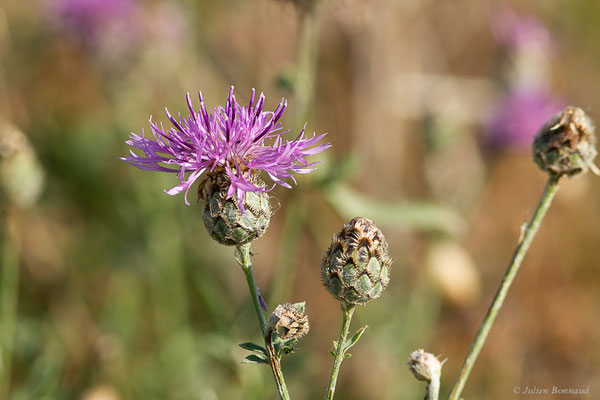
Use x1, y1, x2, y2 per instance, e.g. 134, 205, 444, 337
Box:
123, 86, 330, 206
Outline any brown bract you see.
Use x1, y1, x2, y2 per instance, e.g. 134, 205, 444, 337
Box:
268, 303, 310, 341
321, 217, 392, 305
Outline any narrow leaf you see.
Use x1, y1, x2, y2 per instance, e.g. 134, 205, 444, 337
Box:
344, 325, 368, 352
239, 342, 268, 356
329, 350, 335, 357
241, 354, 268, 365
344, 353, 352, 358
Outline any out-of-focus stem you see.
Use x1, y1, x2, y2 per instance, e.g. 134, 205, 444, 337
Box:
269, 195, 307, 305
448, 176, 560, 400
294, 9, 319, 128
0, 207, 19, 399
325, 303, 356, 400
236, 244, 290, 400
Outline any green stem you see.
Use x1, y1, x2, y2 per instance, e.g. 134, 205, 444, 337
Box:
269, 195, 307, 306
0, 208, 19, 399
236, 244, 290, 400
448, 176, 560, 400
294, 9, 319, 129
325, 303, 356, 400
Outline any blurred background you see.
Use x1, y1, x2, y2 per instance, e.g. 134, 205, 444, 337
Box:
1, 0, 600, 399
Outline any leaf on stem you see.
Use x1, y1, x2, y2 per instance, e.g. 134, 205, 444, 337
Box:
271, 334, 297, 358
241, 354, 269, 365
239, 342, 268, 356
344, 325, 368, 352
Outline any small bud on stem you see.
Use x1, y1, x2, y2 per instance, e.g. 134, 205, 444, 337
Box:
268, 303, 310, 341
408, 349, 443, 400
321, 217, 391, 305
532, 107, 598, 178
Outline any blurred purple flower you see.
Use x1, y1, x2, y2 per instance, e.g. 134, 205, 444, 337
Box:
486, 87, 565, 150
123, 87, 330, 206
491, 8, 552, 54
49, 0, 136, 41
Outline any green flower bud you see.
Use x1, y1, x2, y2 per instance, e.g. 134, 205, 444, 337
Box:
0, 120, 44, 208
321, 217, 392, 305
268, 302, 310, 341
200, 172, 271, 246
532, 107, 598, 178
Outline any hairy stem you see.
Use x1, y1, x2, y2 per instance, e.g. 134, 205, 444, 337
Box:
325, 303, 356, 400
236, 244, 290, 400
427, 375, 440, 400
448, 176, 560, 400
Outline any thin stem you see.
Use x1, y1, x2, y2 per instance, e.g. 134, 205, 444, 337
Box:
325, 303, 356, 400
0, 207, 19, 399
236, 244, 290, 400
448, 176, 560, 400
269, 195, 307, 306
293, 8, 319, 128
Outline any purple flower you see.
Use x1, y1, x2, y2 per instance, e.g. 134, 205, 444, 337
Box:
48, 0, 136, 41
490, 8, 552, 55
486, 87, 565, 150
123, 87, 330, 206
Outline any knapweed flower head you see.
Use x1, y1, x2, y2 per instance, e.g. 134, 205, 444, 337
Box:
49, 0, 137, 41
486, 86, 564, 150
491, 8, 552, 55
268, 302, 310, 341
123, 86, 329, 207
124, 87, 329, 245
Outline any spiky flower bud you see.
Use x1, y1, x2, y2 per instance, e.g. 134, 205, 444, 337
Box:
532, 107, 598, 178
200, 172, 271, 246
321, 217, 391, 305
407, 349, 442, 382
268, 302, 310, 341
0, 120, 44, 208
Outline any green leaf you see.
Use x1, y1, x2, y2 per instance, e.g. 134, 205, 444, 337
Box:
344, 353, 352, 358
238, 342, 268, 356
332, 341, 339, 351
344, 325, 368, 352
324, 184, 466, 237
329, 350, 335, 357
241, 354, 268, 365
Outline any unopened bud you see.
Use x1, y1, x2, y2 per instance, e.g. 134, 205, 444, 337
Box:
408, 349, 443, 400
407, 349, 442, 382
321, 217, 392, 305
0, 120, 44, 208
268, 302, 310, 341
532, 107, 598, 178
200, 172, 271, 246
